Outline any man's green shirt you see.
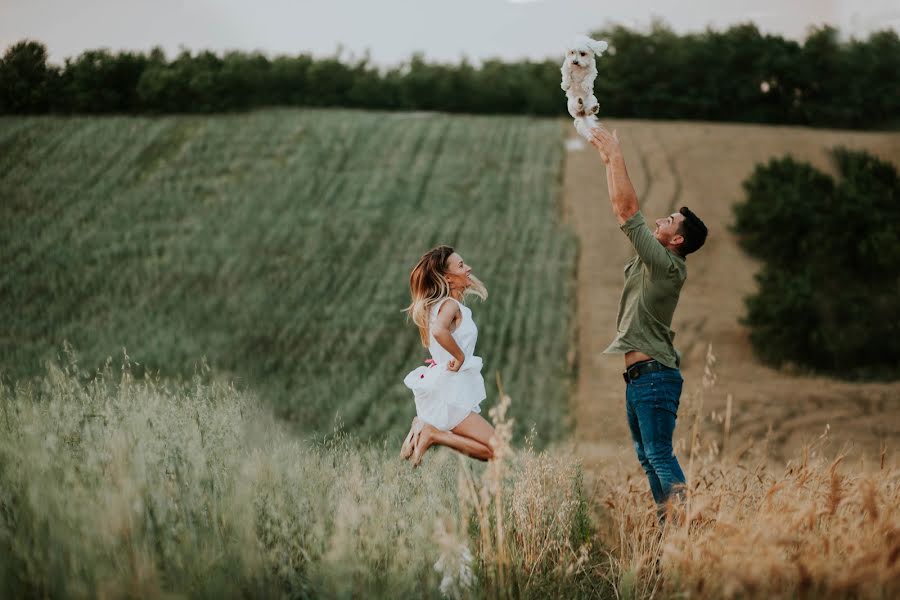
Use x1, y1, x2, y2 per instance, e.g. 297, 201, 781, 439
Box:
603, 211, 686, 369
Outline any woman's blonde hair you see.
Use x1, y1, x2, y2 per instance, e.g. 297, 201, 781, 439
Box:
405, 245, 487, 346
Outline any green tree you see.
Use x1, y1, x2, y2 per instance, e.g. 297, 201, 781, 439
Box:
219, 51, 272, 109
0, 40, 58, 113
305, 57, 357, 107
796, 26, 856, 126
61, 49, 149, 112
269, 54, 313, 105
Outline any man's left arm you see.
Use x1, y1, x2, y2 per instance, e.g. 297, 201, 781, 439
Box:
590, 126, 638, 226
590, 126, 672, 274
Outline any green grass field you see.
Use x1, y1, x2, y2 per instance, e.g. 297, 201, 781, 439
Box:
0, 361, 596, 598
1, 109, 576, 442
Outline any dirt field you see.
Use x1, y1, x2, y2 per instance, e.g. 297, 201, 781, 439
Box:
562, 120, 900, 479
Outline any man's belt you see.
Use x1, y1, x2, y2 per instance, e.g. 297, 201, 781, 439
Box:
622, 359, 667, 384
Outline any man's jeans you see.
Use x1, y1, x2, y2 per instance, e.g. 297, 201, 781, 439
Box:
625, 366, 686, 505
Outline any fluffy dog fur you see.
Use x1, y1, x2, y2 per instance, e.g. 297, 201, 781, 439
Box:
561, 35, 608, 139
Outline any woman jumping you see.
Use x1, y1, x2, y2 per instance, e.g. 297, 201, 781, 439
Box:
400, 245, 496, 467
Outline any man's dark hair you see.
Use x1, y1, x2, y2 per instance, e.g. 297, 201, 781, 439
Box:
677, 207, 708, 257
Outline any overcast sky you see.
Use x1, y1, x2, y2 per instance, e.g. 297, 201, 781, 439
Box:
2, 0, 899, 65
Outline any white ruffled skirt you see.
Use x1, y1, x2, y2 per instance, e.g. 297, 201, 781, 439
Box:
403, 356, 486, 431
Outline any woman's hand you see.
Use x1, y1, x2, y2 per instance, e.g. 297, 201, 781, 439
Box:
447, 356, 464, 372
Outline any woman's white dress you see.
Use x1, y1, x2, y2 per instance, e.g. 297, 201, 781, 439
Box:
403, 298, 486, 431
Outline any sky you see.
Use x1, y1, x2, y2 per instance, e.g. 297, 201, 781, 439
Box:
2, 0, 899, 66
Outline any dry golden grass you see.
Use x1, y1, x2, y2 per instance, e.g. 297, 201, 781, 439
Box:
2, 351, 897, 598
596, 439, 900, 599
563, 120, 900, 598
590, 348, 900, 599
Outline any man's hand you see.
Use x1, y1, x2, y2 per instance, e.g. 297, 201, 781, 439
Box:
447, 357, 464, 372
588, 126, 622, 165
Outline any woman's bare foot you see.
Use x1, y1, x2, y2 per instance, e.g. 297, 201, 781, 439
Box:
411, 423, 437, 468
400, 417, 423, 460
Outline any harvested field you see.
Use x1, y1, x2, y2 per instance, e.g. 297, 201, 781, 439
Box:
562, 119, 900, 473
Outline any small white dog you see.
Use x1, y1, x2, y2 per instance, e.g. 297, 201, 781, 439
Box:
561, 35, 608, 139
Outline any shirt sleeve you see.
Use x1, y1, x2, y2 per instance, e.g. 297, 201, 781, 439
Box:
620, 211, 675, 276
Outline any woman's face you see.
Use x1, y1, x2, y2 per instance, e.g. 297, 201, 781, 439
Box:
444, 252, 473, 292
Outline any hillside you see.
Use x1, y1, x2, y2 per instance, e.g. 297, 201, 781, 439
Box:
0, 109, 576, 442
4, 110, 899, 459
4, 111, 900, 598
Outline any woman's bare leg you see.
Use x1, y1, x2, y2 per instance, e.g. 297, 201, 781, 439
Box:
412, 414, 496, 465
412, 425, 492, 465
451, 413, 496, 457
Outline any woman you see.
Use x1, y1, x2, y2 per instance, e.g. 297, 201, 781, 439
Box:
401, 245, 496, 466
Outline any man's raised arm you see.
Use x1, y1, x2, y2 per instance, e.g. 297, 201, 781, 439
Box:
589, 126, 674, 274
590, 127, 638, 226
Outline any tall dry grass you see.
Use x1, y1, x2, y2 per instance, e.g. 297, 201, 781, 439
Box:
0, 354, 599, 598
594, 347, 900, 599
2, 348, 897, 598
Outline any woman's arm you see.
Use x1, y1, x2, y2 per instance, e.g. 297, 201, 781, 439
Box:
432, 300, 465, 372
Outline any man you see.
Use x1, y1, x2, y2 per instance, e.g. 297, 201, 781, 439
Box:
588, 126, 708, 518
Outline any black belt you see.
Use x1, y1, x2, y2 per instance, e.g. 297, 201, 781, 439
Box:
623, 359, 667, 384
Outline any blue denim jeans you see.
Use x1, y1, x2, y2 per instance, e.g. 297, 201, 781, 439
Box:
625, 366, 686, 505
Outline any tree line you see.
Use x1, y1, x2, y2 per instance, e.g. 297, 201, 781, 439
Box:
1, 23, 898, 128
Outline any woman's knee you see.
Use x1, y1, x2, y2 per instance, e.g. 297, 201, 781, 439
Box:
453, 414, 494, 443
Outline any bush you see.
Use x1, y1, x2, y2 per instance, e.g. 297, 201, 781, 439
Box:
733, 156, 834, 265
732, 148, 900, 378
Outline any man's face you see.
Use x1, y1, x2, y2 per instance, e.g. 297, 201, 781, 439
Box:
654, 212, 686, 249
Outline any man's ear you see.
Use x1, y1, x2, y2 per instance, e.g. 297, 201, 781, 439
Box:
671, 234, 685, 249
